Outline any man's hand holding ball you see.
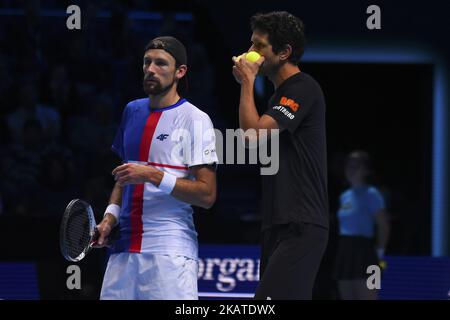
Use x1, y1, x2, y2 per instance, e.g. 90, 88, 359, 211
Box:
232, 51, 264, 84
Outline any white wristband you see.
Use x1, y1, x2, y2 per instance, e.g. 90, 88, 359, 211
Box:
104, 204, 120, 226
159, 172, 177, 194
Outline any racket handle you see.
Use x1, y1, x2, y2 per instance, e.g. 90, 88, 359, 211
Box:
91, 226, 120, 248
90, 227, 100, 246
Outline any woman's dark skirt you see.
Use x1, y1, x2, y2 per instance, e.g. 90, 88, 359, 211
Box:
334, 235, 379, 280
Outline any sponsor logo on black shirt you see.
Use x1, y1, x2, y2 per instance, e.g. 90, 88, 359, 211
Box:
273, 105, 295, 120
279, 96, 300, 112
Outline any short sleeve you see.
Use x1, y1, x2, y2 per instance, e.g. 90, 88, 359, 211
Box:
111, 105, 129, 160
264, 78, 318, 133
186, 112, 218, 167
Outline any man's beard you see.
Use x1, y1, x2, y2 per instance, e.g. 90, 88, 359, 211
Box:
259, 60, 278, 77
143, 77, 175, 96
258, 61, 272, 76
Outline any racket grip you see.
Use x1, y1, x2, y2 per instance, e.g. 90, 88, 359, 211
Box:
90, 227, 100, 246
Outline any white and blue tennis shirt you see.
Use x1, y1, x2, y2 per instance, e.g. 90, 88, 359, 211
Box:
111, 97, 217, 260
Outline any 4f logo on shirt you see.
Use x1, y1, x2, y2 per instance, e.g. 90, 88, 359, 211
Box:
156, 134, 169, 141
279, 96, 300, 112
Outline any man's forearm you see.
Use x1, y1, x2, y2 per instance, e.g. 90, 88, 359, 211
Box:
114, 165, 216, 209
104, 182, 123, 225
171, 178, 216, 209
109, 182, 123, 205
239, 81, 260, 131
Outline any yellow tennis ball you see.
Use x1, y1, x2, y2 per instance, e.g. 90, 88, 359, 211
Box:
245, 51, 261, 62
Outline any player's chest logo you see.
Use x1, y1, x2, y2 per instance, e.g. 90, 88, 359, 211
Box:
156, 133, 169, 141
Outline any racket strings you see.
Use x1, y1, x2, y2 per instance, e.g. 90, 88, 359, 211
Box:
65, 205, 91, 259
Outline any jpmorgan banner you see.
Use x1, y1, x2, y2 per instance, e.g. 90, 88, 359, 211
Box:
197, 245, 450, 300
198, 244, 260, 299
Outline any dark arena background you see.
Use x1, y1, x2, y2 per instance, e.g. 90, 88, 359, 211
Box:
0, 0, 449, 304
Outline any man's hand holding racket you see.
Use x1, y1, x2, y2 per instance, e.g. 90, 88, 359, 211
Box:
60, 199, 120, 262
94, 213, 117, 248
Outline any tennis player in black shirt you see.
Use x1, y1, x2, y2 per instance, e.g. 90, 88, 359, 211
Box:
232, 11, 329, 299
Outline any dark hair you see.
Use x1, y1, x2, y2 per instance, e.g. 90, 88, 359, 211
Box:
346, 150, 374, 183
250, 11, 306, 64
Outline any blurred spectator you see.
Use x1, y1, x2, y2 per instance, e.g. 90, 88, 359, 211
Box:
46, 64, 77, 118
66, 92, 117, 154
40, 152, 77, 217
7, 82, 61, 143
1, 118, 46, 216
333, 150, 390, 300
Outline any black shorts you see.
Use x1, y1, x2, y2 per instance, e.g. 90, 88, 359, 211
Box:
333, 235, 378, 280
255, 222, 329, 300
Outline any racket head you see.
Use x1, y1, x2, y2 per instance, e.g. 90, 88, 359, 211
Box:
60, 199, 98, 262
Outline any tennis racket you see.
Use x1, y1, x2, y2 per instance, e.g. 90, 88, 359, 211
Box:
59, 199, 118, 262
